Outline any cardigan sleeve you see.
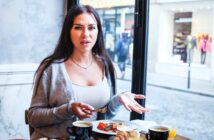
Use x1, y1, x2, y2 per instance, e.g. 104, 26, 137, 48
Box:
105, 94, 122, 119
28, 66, 75, 128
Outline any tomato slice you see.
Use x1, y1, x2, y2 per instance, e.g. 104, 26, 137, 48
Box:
97, 122, 107, 130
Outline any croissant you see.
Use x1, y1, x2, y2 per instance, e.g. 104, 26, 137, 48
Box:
113, 131, 128, 140
112, 130, 146, 140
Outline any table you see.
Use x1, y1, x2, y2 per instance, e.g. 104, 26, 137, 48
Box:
175, 135, 191, 140
91, 120, 191, 140
92, 132, 191, 140
55, 132, 191, 140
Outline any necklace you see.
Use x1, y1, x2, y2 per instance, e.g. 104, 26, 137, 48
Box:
71, 57, 93, 70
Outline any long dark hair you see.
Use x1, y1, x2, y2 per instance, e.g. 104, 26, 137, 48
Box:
34, 5, 116, 95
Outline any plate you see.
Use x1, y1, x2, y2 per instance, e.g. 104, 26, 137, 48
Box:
92, 120, 137, 135
131, 120, 157, 132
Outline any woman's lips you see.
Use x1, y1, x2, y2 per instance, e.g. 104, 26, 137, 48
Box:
80, 41, 90, 46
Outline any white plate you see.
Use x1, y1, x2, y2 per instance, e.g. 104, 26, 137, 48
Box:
131, 120, 157, 132
92, 120, 137, 135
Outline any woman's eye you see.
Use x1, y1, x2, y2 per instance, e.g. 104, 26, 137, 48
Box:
88, 26, 96, 30
73, 26, 82, 30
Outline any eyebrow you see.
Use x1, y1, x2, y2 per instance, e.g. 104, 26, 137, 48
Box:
73, 24, 97, 26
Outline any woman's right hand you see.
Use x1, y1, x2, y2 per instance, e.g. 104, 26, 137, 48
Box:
71, 102, 95, 120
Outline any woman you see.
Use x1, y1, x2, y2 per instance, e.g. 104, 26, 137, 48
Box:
28, 5, 148, 139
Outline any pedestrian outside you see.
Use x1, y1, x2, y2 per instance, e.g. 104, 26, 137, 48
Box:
116, 32, 130, 79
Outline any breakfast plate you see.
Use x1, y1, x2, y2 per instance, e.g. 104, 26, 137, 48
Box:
92, 120, 137, 135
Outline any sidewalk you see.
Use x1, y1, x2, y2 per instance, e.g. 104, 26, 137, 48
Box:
114, 64, 214, 98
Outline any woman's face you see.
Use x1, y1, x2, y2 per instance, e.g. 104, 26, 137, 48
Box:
70, 13, 98, 53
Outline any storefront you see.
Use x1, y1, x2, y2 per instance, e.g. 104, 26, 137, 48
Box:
149, 0, 214, 81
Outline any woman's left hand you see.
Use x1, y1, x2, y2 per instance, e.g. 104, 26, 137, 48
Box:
119, 92, 149, 114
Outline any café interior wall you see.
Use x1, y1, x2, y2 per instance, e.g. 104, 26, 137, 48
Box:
0, 1, 63, 64
0, 0, 64, 139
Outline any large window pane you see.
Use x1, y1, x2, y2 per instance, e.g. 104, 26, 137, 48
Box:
147, 0, 214, 140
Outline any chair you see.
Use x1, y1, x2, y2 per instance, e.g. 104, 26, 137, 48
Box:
25, 109, 34, 137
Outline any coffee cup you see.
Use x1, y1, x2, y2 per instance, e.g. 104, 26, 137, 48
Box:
67, 121, 93, 140
146, 125, 169, 140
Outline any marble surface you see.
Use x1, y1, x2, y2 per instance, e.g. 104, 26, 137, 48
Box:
0, 0, 64, 139
0, 0, 64, 64
0, 84, 32, 139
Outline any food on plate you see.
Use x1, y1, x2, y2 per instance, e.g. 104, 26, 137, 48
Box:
97, 121, 118, 132
117, 123, 132, 131
113, 131, 128, 140
112, 130, 146, 140
96, 121, 137, 134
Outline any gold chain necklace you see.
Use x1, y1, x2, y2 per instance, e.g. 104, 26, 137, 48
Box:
71, 57, 93, 70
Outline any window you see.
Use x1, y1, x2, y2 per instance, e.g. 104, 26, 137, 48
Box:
147, 1, 214, 139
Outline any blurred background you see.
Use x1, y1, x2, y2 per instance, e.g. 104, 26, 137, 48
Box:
0, 0, 214, 139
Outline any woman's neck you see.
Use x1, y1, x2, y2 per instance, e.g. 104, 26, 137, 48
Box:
71, 52, 93, 62
70, 52, 94, 70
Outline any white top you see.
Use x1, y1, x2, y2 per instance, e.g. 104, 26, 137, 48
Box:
72, 76, 111, 109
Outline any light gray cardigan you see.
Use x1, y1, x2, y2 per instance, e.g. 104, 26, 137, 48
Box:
28, 61, 122, 140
